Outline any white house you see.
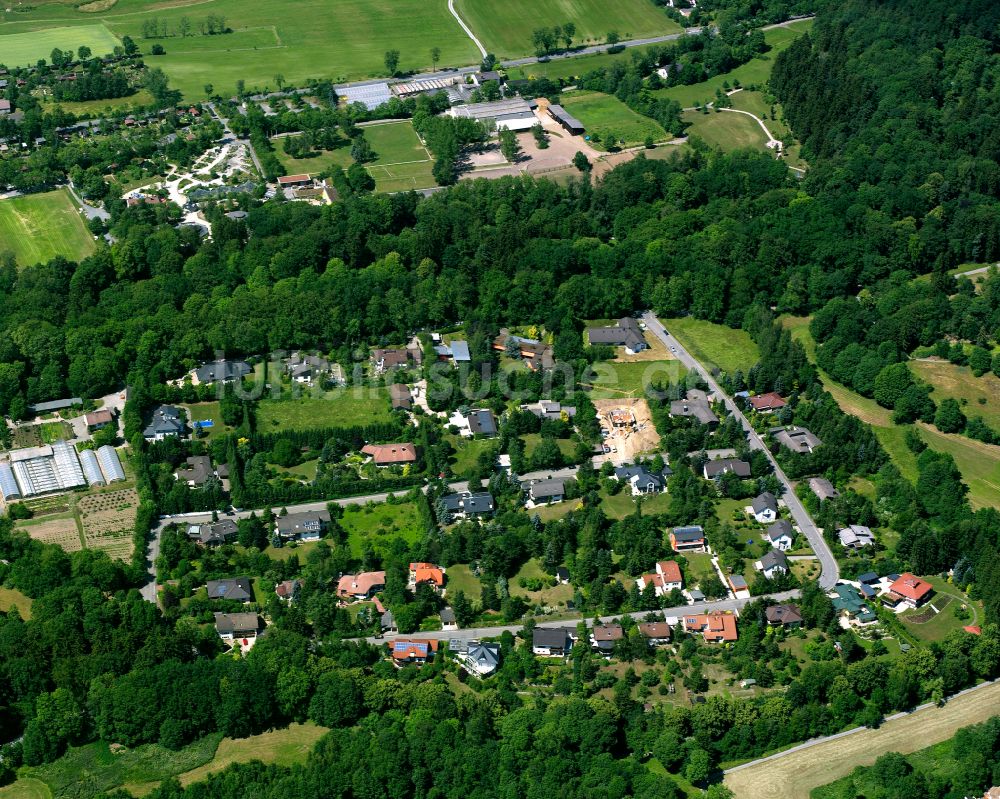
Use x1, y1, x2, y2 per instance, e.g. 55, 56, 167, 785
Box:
750, 492, 778, 523
765, 519, 794, 551
755, 550, 789, 580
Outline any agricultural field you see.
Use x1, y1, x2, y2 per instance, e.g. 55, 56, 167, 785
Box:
681, 108, 770, 152
507, 43, 661, 82
0, 189, 97, 269
12, 422, 73, 449
661, 316, 761, 375
340, 500, 423, 557
909, 359, 1000, 430
77, 487, 139, 561
560, 91, 672, 148
724, 680, 1000, 799
0, 24, 120, 67
453, 0, 679, 58
257, 388, 391, 431
17, 514, 83, 553
652, 19, 814, 108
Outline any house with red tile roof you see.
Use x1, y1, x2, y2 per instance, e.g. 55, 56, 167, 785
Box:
391, 638, 438, 664
683, 610, 738, 643
748, 392, 787, 413
336, 571, 386, 600
361, 442, 417, 466
637, 560, 683, 596
884, 572, 934, 609
409, 562, 445, 590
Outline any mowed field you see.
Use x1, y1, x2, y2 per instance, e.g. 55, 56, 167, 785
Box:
275, 121, 435, 193
660, 316, 761, 374
653, 19, 813, 108
453, 0, 680, 58
560, 91, 672, 147
682, 108, 770, 152
0, 0, 479, 98
724, 680, 1000, 799
0, 189, 96, 269
257, 389, 392, 431
0, 23, 120, 66
909, 359, 1000, 430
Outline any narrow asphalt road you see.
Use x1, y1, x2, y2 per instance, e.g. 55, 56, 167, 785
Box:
641, 311, 840, 590
363, 590, 800, 644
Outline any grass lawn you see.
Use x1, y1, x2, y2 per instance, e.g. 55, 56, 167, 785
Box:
257, 389, 391, 431
0, 24, 120, 67
598, 488, 671, 520
0, 779, 51, 799
274, 120, 435, 193
561, 91, 672, 148
653, 19, 814, 108
46, 89, 156, 117
183, 402, 229, 440
443, 563, 481, 598
583, 359, 683, 398
130, 723, 328, 794
909, 359, 1000, 430
509, 557, 574, 605
265, 538, 323, 561
661, 316, 760, 374
0, 189, 96, 269
521, 433, 577, 460
447, 435, 496, 478
269, 458, 318, 481
727, 89, 807, 170
96, 0, 479, 98
682, 551, 716, 587
341, 501, 424, 557
453, 0, 679, 59
530, 498, 583, 522
507, 43, 661, 82
726, 680, 1000, 799
681, 108, 770, 152
0, 586, 33, 618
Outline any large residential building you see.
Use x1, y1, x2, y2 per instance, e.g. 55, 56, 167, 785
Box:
808, 477, 840, 502
884, 573, 934, 609
214, 612, 260, 642
670, 389, 719, 427
187, 519, 239, 546
275, 509, 329, 541
144, 405, 186, 441
520, 400, 576, 421
839, 524, 875, 549
637, 559, 683, 596
748, 392, 787, 413
391, 638, 438, 664
532, 627, 574, 657
703, 458, 751, 480
586, 317, 646, 354
206, 577, 254, 602
529, 478, 565, 504
613, 463, 672, 495
684, 611, 738, 643
361, 442, 417, 466
337, 571, 386, 600
194, 359, 250, 385
440, 491, 495, 519
773, 426, 823, 454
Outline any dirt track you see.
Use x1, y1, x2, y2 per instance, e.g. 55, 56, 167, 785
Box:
724, 680, 1000, 799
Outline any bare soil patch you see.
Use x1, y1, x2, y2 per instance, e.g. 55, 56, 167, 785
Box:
592, 398, 659, 461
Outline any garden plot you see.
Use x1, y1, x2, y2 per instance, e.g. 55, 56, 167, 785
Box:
19, 516, 83, 552
77, 488, 139, 561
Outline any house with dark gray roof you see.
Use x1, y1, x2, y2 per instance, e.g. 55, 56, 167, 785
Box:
751, 492, 778, 523
532, 627, 574, 657
765, 519, 794, 550
765, 604, 802, 627
755, 549, 789, 579
587, 317, 646, 354
460, 640, 501, 676
440, 491, 495, 520
613, 463, 672, 495
275, 509, 329, 541
808, 477, 840, 502
390, 383, 413, 410
214, 612, 260, 640
670, 389, 719, 426
520, 400, 576, 421
703, 458, 750, 480
194, 359, 251, 384
529, 478, 565, 504
187, 519, 238, 546
206, 576, 254, 602
773, 426, 822, 454
466, 408, 497, 437
144, 405, 186, 441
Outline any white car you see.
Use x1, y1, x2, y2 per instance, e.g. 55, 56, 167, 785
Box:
669, 346, 677, 353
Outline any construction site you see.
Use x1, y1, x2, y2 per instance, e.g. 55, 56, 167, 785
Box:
593, 398, 660, 463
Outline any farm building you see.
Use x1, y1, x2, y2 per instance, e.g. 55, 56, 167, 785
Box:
8, 441, 86, 497
85, 408, 114, 431
338, 82, 392, 110
79, 449, 106, 487
97, 445, 126, 482
28, 397, 82, 415
548, 104, 585, 134
277, 174, 312, 188
447, 98, 537, 131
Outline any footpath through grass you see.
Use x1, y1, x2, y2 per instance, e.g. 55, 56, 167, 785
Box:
0, 189, 96, 269
681, 108, 769, 152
